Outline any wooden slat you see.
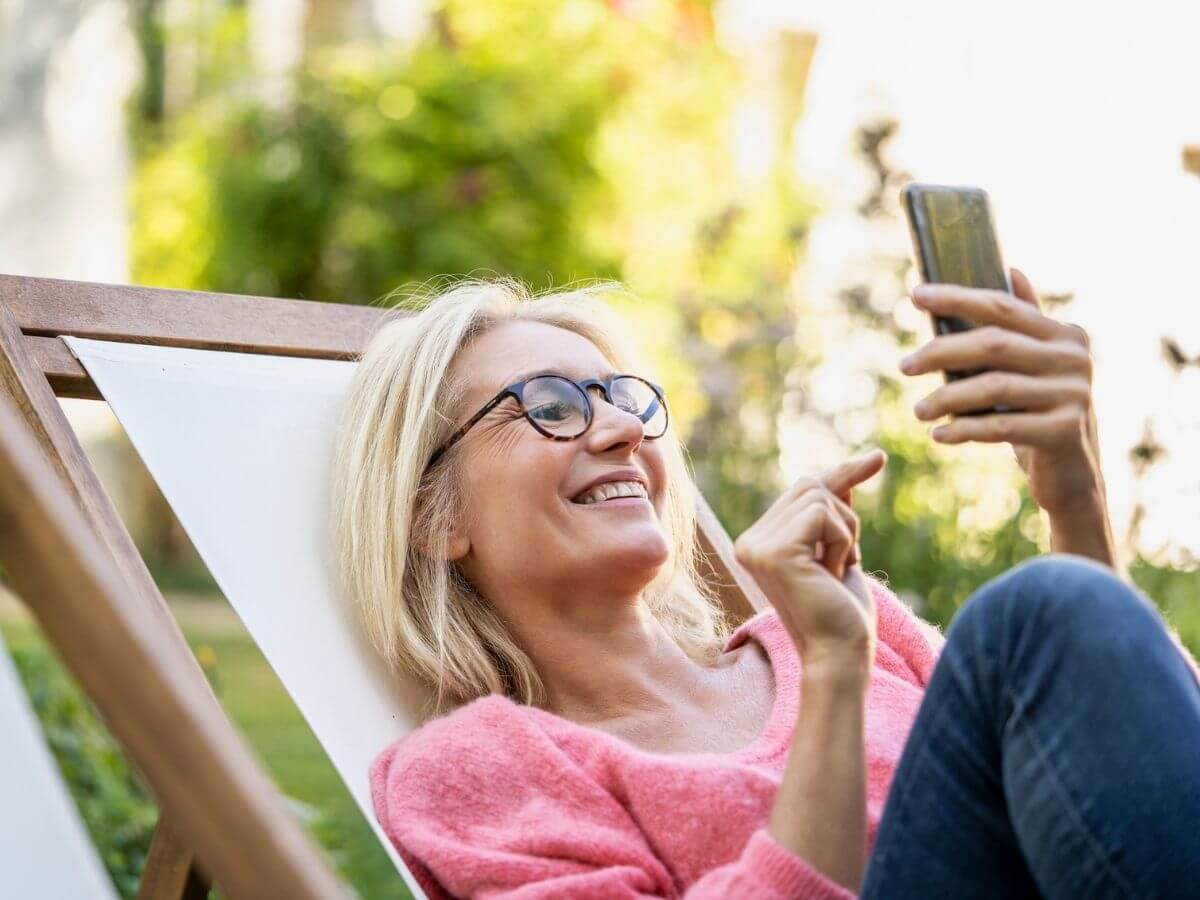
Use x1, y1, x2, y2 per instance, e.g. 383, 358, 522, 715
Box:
27, 334, 100, 400
0, 304, 199, 662
0, 300, 348, 897
1, 273, 389, 359
692, 485, 762, 626
138, 814, 211, 900
0, 385, 349, 899
6, 313, 203, 895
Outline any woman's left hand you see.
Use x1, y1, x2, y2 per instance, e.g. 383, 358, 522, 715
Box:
899, 268, 1116, 566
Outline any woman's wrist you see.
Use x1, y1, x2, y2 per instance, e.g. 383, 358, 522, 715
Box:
802, 649, 873, 690
1045, 487, 1119, 570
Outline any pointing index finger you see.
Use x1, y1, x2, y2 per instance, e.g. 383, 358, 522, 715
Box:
818, 449, 887, 499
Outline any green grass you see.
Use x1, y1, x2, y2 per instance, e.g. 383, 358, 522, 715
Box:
1, 610, 411, 900
188, 630, 409, 898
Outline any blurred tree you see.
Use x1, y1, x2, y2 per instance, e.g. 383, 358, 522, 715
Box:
130, 0, 167, 127
131, 0, 631, 299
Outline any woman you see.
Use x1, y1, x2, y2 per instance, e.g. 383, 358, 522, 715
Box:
331, 271, 1200, 898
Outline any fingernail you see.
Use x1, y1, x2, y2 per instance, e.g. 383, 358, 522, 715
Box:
931, 425, 947, 441
914, 400, 929, 419
900, 355, 916, 373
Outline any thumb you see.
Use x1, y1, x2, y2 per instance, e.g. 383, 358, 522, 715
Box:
1010, 266, 1041, 310
818, 448, 887, 499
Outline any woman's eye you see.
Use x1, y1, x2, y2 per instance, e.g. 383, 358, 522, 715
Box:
530, 401, 572, 422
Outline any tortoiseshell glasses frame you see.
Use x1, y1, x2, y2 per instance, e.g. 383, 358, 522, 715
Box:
427, 373, 668, 467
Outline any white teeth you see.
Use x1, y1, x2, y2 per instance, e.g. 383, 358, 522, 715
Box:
574, 481, 648, 505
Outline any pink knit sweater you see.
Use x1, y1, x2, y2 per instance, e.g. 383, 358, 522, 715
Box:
370, 578, 944, 899
370, 577, 1200, 899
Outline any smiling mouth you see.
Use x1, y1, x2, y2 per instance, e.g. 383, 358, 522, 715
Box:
568, 480, 648, 508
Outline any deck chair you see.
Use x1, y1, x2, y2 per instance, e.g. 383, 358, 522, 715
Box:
0, 273, 764, 899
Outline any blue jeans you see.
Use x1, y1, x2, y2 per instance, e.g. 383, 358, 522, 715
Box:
859, 554, 1200, 899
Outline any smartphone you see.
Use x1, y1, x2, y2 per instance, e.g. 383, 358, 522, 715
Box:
901, 183, 1013, 415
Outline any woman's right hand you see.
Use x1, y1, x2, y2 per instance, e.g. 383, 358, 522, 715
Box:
733, 449, 887, 671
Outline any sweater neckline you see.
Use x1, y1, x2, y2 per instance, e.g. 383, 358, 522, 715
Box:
517, 607, 798, 765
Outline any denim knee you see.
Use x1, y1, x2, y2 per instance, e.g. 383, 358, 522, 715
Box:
950, 553, 1158, 658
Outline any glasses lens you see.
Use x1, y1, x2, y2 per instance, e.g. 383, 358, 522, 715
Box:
612, 376, 668, 438
523, 376, 590, 437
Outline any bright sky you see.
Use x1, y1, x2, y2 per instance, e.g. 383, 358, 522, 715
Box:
721, 0, 1200, 563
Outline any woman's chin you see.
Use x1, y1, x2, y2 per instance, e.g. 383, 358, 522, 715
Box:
565, 498, 669, 551
612, 528, 671, 566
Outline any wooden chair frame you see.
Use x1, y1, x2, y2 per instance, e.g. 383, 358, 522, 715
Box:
0, 273, 766, 899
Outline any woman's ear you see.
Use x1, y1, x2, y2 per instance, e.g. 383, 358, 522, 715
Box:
445, 531, 470, 562
413, 528, 470, 562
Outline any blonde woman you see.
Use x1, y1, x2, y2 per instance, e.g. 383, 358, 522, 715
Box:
331, 272, 1200, 899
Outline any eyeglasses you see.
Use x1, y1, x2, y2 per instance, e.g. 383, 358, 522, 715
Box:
428, 373, 669, 467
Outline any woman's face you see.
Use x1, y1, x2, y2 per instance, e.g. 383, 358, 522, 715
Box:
445, 320, 671, 607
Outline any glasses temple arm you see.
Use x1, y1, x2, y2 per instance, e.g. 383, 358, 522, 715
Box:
429, 389, 514, 464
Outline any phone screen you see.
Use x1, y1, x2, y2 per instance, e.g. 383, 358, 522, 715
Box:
904, 185, 1010, 307
902, 184, 1011, 387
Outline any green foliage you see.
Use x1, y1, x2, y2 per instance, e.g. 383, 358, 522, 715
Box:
1128, 559, 1200, 659
132, 0, 636, 302
2, 616, 407, 899
857, 425, 1042, 626
129, 0, 167, 127
675, 184, 816, 537
185, 627, 407, 898
3, 625, 156, 899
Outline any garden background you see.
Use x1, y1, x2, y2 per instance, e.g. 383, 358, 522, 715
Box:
2, 1, 1199, 897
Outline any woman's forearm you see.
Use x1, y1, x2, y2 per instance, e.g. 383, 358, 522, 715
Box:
1046, 485, 1119, 571
768, 657, 870, 893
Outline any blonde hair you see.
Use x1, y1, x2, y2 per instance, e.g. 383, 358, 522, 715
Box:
330, 274, 732, 716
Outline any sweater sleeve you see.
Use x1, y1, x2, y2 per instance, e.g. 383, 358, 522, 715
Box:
370, 705, 859, 900
683, 826, 857, 899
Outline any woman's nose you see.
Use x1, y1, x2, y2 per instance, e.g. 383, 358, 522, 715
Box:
585, 389, 645, 451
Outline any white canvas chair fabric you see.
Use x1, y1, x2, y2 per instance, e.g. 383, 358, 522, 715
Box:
61, 336, 432, 899
0, 628, 118, 899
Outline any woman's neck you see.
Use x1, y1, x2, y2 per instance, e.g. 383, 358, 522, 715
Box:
510, 596, 722, 725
